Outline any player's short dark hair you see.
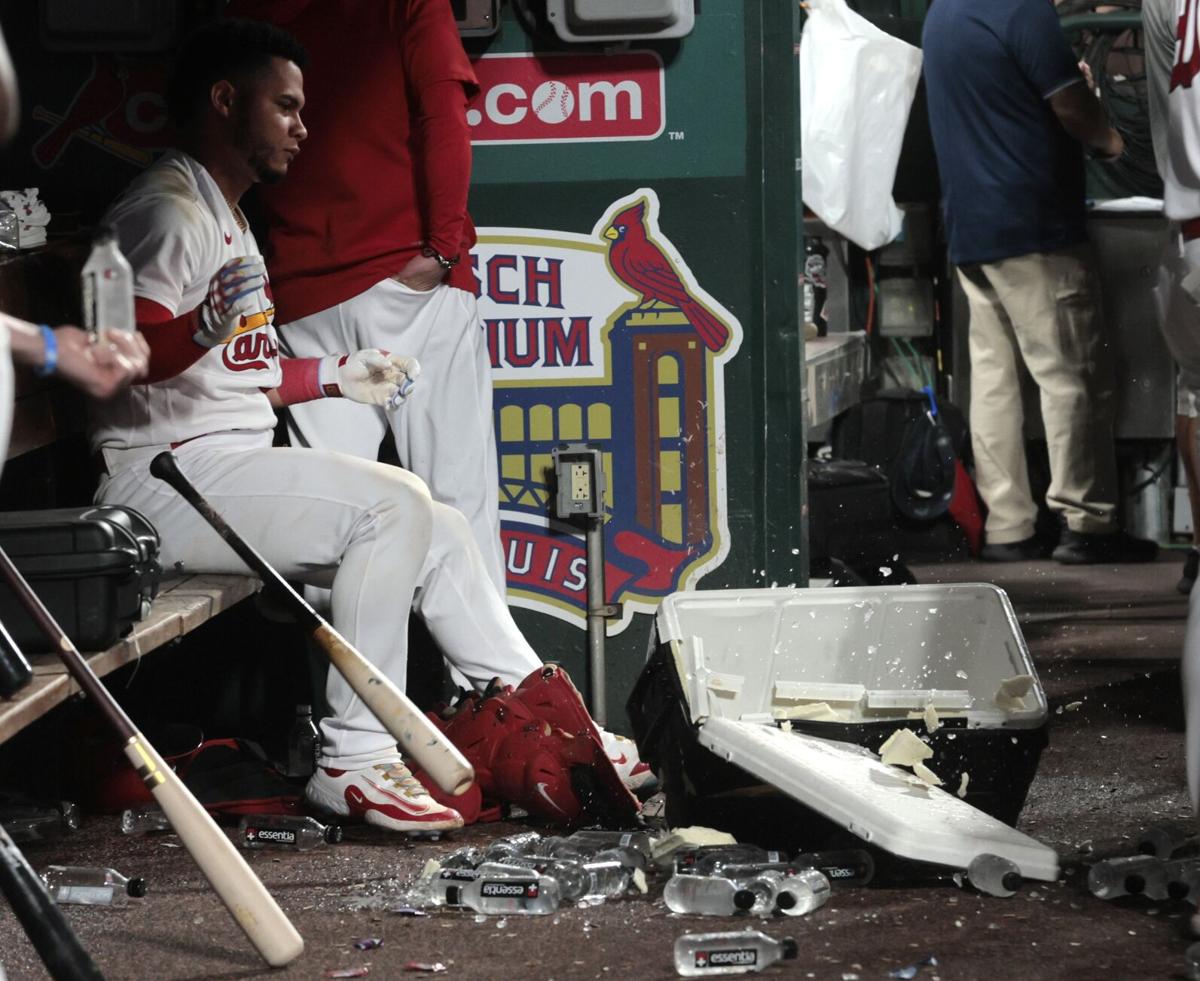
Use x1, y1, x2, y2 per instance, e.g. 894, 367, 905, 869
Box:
167, 18, 309, 126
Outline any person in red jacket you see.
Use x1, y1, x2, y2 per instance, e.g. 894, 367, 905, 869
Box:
226, 0, 505, 595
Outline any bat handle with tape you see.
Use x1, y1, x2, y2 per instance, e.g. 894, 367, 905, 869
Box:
0, 545, 304, 968
0, 824, 105, 980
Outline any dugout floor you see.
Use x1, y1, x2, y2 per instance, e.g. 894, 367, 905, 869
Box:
0, 552, 1196, 981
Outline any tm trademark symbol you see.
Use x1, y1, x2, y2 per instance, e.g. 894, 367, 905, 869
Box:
669, 130, 685, 141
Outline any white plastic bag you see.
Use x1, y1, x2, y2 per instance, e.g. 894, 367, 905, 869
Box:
799, 0, 923, 251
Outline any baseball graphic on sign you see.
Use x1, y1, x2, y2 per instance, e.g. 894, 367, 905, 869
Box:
531, 81, 574, 124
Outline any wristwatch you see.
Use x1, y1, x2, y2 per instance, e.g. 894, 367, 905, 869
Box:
420, 245, 460, 271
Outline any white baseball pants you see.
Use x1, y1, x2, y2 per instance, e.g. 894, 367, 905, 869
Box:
96, 433, 541, 769
277, 278, 506, 594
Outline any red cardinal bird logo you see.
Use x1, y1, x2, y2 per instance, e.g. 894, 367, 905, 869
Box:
603, 201, 730, 351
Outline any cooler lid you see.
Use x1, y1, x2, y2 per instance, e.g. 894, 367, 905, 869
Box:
697, 717, 1059, 881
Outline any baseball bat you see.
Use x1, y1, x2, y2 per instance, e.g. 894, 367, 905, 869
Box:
0, 819, 105, 980
0, 547, 303, 968
0, 618, 31, 697
148, 451, 475, 797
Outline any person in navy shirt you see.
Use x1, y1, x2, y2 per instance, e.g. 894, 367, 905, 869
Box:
923, 0, 1156, 564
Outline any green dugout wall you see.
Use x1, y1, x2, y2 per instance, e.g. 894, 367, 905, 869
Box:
464, 2, 805, 732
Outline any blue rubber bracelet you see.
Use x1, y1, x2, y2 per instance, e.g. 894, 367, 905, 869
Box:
33, 324, 57, 378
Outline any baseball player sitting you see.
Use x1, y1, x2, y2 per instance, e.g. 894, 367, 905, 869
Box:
89, 19, 649, 835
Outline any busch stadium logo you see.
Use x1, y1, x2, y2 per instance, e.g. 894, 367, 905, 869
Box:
474, 189, 742, 631
466, 52, 664, 144
696, 948, 757, 969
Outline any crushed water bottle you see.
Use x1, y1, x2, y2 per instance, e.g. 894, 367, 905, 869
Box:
285, 704, 320, 779
444, 871, 561, 915
41, 865, 146, 907
238, 815, 341, 851
674, 930, 799, 976
531, 835, 592, 861
772, 869, 830, 916
592, 844, 649, 872
966, 854, 1022, 898
1088, 855, 1168, 900
81, 227, 135, 333
120, 805, 172, 837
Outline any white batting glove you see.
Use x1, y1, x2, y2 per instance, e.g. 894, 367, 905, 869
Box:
194, 255, 268, 348
321, 350, 420, 407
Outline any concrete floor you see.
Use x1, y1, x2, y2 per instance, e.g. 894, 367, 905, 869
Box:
0, 553, 1197, 981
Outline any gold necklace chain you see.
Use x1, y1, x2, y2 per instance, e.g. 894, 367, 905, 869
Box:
226, 199, 247, 233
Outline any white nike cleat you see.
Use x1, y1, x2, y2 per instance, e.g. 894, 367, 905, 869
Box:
598, 729, 657, 795
306, 758, 464, 834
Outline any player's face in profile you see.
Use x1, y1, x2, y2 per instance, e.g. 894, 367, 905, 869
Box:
234, 56, 306, 185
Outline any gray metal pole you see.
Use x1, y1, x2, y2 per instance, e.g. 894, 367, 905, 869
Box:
585, 515, 607, 726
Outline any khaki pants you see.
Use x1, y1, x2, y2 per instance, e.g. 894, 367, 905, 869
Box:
957, 244, 1117, 544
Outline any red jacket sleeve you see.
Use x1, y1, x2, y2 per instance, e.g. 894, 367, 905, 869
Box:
414, 79, 473, 260
403, 0, 478, 260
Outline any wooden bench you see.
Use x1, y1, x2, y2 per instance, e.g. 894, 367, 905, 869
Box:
0, 238, 259, 745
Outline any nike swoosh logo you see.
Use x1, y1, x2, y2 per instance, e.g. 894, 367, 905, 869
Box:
224, 232, 232, 245
534, 781, 565, 815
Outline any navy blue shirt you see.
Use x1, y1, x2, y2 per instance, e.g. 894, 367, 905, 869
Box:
922, 0, 1088, 265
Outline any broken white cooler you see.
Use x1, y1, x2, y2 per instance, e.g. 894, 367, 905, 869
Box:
627, 584, 1058, 881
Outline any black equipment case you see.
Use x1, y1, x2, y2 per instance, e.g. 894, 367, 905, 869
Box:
0, 506, 161, 653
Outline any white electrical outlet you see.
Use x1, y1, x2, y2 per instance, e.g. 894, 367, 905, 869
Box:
570, 462, 591, 502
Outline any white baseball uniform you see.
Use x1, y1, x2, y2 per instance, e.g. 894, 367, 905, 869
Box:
91, 151, 540, 768
278, 287, 505, 594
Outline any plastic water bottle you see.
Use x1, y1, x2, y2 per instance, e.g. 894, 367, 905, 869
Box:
120, 805, 172, 837
676, 845, 785, 876
664, 874, 751, 916
285, 705, 320, 779
238, 815, 341, 851
1088, 855, 1168, 899
966, 854, 1022, 898
441, 845, 485, 869
592, 844, 649, 872
568, 828, 653, 862
772, 869, 831, 916
1163, 858, 1200, 902
674, 930, 799, 976
1138, 825, 1199, 860
1, 802, 78, 844
484, 830, 543, 860
793, 849, 875, 886
444, 871, 561, 915
41, 865, 146, 907
81, 228, 135, 333
530, 835, 591, 861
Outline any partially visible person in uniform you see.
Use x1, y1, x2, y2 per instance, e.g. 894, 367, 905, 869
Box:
0, 23, 149, 463
1146, 0, 1200, 595
922, 0, 1157, 565
225, 0, 505, 594
1145, 2, 1200, 878
91, 19, 647, 836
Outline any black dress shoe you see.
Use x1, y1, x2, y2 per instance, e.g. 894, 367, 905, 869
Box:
1180, 548, 1200, 595
1051, 529, 1159, 565
980, 535, 1050, 562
